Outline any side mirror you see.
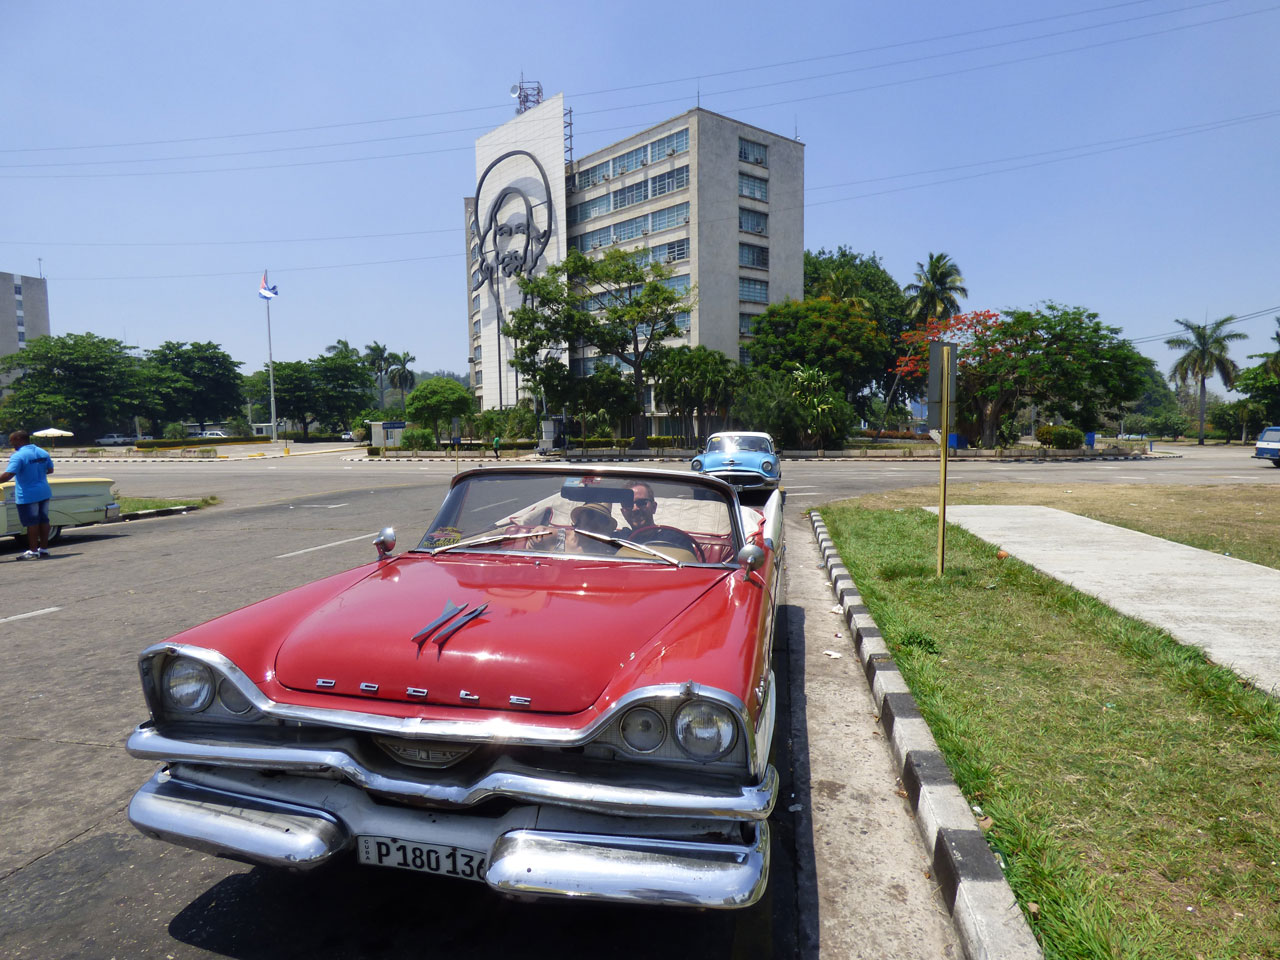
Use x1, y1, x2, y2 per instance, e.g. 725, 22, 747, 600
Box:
736, 544, 765, 580
373, 526, 397, 559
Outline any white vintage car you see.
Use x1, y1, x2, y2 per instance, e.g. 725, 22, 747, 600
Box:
3, 476, 120, 543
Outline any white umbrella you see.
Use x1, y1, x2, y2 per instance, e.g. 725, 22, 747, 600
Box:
32, 427, 74, 448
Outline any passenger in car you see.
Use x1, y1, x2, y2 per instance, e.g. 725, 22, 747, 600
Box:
621, 481, 657, 533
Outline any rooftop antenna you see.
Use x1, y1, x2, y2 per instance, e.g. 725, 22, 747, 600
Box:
511, 74, 544, 115
37, 257, 43, 279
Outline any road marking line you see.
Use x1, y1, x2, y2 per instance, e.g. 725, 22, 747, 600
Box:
298, 504, 349, 509
784, 484, 817, 489
1, 606, 61, 624
276, 533, 377, 559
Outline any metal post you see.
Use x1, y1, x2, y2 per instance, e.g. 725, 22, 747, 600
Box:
936, 344, 951, 578
265, 295, 279, 443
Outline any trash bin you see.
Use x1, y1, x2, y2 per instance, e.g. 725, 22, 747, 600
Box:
947, 433, 968, 450
1085, 432, 1096, 449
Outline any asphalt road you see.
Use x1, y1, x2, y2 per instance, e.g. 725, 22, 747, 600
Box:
1, 444, 1273, 959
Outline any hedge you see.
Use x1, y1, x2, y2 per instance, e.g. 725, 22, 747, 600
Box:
137, 436, 269, 449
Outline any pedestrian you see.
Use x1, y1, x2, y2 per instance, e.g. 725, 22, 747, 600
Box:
492, 435, 501, 459
2, 429, 55, 559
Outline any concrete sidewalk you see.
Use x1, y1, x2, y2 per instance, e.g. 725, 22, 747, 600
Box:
933, 505, 1280, 693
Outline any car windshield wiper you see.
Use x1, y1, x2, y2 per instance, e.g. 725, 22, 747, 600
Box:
573, 530, 682, 566
423, 530, 553, 555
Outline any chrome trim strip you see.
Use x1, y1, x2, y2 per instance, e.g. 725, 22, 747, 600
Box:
486, 823, 770, 909
126, 725, 778, 820
139, 643, 761, 760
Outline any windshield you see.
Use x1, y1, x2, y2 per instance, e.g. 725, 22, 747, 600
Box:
416, 471, 739, 563
705, 435, 773, 454
1259, 427, 1280, 442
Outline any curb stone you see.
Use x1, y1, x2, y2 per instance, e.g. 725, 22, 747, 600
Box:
808, 511, 1043, 960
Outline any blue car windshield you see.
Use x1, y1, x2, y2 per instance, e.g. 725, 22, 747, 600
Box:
706, 435, 772, 454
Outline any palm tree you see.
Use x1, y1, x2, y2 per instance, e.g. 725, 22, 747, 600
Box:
1165, 316, 1247, 444
903, 252, 968, 326
812, 264, 871, 311
363, 342, 389, 409
1263, 316, 1280, 379
326, 338, 360, 360
387, 351, 417, 412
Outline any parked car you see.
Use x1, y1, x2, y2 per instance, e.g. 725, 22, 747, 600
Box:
126, 465, 784, 908
3, 476, 120, 543
199, 430, 229, 439
94, 433, 133, 446
340, 431, 355, 441
691, 432, 782, 491
1255, 425, 1280, 466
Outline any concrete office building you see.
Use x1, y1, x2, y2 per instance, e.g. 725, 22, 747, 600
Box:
464, 97, 804, 427
1, 271, 50, 390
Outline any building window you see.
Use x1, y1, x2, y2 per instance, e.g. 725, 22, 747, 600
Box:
739, 243, 769, 269
674, 312, 691, 334
470, 243, 479, 262
739, 278, 769, 303
662, 275, 691, 294
17, 331, 25, 343
650, 128, 689, 159
612, 180, 649, 210
471, 295, 480, 314
650, 201, 690, 233
580, 225, 613, 250
576, 161, 610, 189
739, 345, 752, 365
471, 269, 482, 289
612, 145, 649, 177
613, 215, 648, 243
569, 193, 611, 225
740, 313, 760, 336
473, 345, 482, 361
739, 138, 768, 166
13, 283, 21, 295
474, 369, 483, 384
653, 237, 689, 263
738, 173, 768, 201
650, 165, 689, 198
739, 208, 767, 235
473, 318, 480, 336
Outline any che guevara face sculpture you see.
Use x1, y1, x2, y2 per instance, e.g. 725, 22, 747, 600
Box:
472, 150, 554, 298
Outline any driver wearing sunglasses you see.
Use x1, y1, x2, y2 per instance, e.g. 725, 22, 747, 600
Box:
621, 482, 657, 533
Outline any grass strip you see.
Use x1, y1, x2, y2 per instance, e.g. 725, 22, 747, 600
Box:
821, 502, 1280, 959
116, 495, 218, 513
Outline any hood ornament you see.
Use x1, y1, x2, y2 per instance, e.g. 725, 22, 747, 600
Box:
409, 600, 490, 659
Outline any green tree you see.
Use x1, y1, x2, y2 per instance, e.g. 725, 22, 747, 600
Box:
325, 338, 361, 360
654, 345, 740, 441
364, 341, 390, 409
270, 361, 318, 437
309, 353, 376, 432
0, 333, 143, 437
1233, 364, 1280, 427
1165, 316, 1248, 444
146, 341, 243, 430
387, 351, 417, 411
748, 298, 891, 416
903, 252, 968, 327
729, 369, 805, 447
405, 376, 473, 445
804, 247, 909, 341
507, 247, 693, 449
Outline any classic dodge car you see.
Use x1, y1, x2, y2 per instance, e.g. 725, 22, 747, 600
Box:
3, 476, 120, 543
691, 431, 781, 491
127, 465, 784, 908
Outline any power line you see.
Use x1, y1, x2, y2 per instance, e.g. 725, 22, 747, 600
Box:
0, 0, 1196, 157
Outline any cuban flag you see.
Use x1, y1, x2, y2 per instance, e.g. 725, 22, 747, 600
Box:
258, 271, 278, 300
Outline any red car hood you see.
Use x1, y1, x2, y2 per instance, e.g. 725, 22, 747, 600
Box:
273, 553, 731, 714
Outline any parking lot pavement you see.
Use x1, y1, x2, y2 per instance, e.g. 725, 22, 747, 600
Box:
781, 510, 962, 958
933, 505, 1280, 694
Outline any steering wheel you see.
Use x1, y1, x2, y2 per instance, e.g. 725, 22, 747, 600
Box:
628, 525, 705, 562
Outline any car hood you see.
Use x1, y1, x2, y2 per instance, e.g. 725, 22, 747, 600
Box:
273, 553, 732, 714
699, 451, 774, 472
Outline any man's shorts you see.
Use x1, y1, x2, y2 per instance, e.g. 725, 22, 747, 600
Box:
16, 499, 50, 527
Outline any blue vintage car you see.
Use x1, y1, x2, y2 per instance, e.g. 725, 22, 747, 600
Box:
691, 432, 781, 490
1255, 425, 1280, 466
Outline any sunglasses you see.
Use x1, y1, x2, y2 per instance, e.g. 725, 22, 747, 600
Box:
631, 498, 655, 508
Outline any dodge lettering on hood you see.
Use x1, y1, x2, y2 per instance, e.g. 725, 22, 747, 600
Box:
126, 465, 785, 908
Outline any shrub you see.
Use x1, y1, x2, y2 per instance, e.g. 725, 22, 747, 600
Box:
162, 422, 187, 440
399, 427, 436, 451
1049, 426, 1085, 449
1034, 424, 1055, 446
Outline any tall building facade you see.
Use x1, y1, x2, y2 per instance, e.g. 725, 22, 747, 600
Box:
1, 272, 50, 388
464, 102, 804, 425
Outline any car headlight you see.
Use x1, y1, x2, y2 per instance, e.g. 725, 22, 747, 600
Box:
217, 678, 254, 715
761, 459, 775, 473
163, 657, 215, 713
673, 700, 736, 761
619, 706, 666, 752
691, 459, 702, 471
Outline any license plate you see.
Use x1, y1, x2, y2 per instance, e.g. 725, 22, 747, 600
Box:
357, 836, 487, 882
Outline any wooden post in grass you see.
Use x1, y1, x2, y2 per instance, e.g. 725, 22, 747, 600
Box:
937, 343, 951, 578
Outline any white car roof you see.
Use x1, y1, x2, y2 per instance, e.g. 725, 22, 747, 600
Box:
708, 431, 772, 440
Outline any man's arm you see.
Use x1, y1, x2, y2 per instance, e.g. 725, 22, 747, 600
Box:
0, 470, 13, 483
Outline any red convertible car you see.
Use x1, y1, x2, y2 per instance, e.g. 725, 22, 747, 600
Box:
127, 465, 784, 908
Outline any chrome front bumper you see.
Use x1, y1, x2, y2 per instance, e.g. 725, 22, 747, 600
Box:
129, 766, 770, 909
126, 723, 777, 820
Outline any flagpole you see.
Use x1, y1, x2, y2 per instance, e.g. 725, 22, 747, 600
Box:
264, 271, 279, 443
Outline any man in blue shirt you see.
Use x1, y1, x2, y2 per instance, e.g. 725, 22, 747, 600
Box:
2, 430, 55, 559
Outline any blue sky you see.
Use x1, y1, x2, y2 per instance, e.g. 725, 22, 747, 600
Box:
5, 0, 1279, 389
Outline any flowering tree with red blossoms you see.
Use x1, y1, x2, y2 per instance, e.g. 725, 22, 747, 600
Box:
895, 304, 1147, 448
